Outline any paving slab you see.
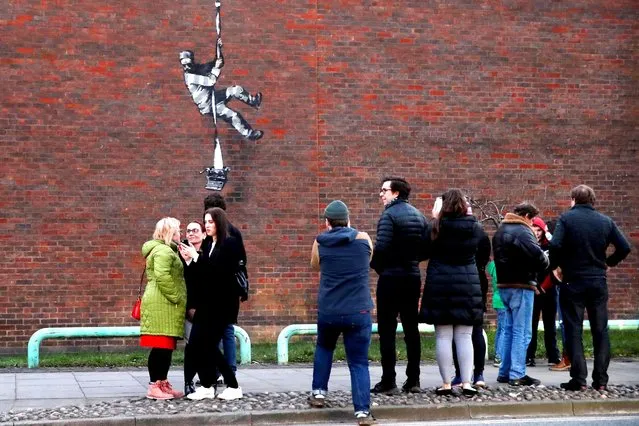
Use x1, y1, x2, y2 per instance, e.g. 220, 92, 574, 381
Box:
17, 385, 85, 400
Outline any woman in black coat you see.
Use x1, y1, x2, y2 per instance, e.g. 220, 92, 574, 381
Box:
179, 207, 244, 401
419, 189, 489, 396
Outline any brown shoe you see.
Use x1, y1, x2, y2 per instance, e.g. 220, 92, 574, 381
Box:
550, 359, 571, 371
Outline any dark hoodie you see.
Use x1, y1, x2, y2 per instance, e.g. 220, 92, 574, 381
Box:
312, 227, 374, 315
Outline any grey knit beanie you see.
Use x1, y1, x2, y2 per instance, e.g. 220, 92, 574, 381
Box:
324, 200, 349, 220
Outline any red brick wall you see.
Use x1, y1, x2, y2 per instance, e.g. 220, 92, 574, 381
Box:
1, 0, 637, 352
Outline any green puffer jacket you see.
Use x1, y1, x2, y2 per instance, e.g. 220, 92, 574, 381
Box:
140, 239, 187, 338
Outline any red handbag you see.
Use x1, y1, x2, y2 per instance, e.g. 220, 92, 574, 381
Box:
131, 269, 145, 320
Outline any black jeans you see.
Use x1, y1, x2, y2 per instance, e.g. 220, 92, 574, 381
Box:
376, 274, 421, 384
189, 321, 239, 389
527, 287, 561, 363
453, 320, 485, 378
559, 277, 610, 387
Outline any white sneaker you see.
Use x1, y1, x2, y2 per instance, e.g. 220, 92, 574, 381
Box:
217, 386, 243, 400
186, 386, 217, 400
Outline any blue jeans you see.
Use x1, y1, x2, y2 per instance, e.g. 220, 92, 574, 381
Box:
312, 311, 372, 413
498, 288, 534, 380
494, 308, 507, 362
214, 324, 237, 379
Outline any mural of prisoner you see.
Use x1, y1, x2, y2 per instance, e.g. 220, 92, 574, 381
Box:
178, 1, 263, 190
180, 42, 264, 141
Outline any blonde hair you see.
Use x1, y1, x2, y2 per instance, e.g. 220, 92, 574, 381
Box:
152, 217, 180, 245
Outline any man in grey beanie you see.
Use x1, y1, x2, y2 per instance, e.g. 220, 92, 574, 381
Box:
308, 200, 375, 426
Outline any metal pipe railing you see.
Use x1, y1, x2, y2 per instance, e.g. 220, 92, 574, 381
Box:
276, 323, 489, 365
27, 325, 251, 368
276, 319, 639, 365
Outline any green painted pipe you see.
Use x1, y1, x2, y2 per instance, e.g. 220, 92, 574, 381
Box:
277, 323, 449, 365
28, 325, 252, 368
538, 319, 639, 331
276, 319, 639, 365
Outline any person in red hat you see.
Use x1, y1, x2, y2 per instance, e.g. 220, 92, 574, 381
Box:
525, 217, 562, 369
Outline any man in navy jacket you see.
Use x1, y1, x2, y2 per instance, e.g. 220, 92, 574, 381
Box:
309, 200, 375, 426
550, 185, 631, 391
370, 177, 428, 394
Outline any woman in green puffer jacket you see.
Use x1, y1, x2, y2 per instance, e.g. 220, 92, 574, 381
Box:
140, 217, 187, 400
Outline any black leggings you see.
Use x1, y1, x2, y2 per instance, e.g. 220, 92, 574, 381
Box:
148, 348, 173, 382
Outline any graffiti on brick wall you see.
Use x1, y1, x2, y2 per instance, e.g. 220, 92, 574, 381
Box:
179, 0, 264, 190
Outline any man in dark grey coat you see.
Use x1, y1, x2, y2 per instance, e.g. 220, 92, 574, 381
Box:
370, 177, 428, 394
550, 185, 631, 391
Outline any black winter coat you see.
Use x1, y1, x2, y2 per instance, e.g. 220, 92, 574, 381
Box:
419, 216, 489, 326
192, 236, 243, 326
492, 213, 549, 288
202, 222, 249, 300
549, 204, 631, 281
370, 199, 428, 277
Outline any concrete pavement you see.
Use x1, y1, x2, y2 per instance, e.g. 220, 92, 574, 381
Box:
1, 360, 639, 413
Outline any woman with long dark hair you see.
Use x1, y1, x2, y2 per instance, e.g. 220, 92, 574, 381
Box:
179, 207, 244, 400
419, 189, 489, 396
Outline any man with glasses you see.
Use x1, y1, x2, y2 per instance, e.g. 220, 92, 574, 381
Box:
180, 221, 206, 396
370, 177, 428, 394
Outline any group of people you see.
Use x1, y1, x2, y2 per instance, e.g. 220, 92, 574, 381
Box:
310, 179, 630, 425
139, 194, 247, 401
136, 179, 630, 426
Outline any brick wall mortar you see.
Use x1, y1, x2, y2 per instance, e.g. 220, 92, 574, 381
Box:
1, 0, 637, 350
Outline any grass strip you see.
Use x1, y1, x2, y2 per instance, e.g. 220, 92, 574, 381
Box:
1, 330, 637, 368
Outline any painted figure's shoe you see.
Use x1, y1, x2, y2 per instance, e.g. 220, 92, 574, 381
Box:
247, 130, 263, 140
251, 92, 262, 109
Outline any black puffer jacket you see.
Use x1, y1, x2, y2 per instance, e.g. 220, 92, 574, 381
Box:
370, 199, 428, 277
419, 215, 488, 325
493, 213, 549, 289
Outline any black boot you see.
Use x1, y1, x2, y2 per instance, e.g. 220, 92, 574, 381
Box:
401, 378, 421, 393
184, 381, 195, 396
371, 380, 399, 395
